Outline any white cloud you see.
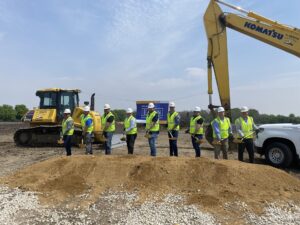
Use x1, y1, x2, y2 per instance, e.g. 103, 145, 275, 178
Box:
185, 67, 206, 79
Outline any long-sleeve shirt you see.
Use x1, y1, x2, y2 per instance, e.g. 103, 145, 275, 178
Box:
235, 117, 258, 137
63, 117, 74, 135
126, 118, 136, 132
212, 118, 232, 140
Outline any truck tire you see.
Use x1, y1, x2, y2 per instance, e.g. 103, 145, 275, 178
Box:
265, 142, 293, 168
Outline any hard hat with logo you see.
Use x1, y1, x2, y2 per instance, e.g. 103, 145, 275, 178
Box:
126, 108, 133, 113
169, 102, 175, 107
104, 104, 111, 109
240, 106, 249, 112
194, 106, 201, 112
217, 107, 225, 113
148, 102, 155, 109
84, 106, 90, 112
64, 109, 71, 114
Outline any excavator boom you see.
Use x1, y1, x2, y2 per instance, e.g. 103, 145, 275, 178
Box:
204, 0, 300, 114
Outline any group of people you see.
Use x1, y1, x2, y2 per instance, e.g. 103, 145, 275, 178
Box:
60, 102, 259, 163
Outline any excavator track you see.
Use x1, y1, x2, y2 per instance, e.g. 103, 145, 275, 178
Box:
14, 126, 83, 147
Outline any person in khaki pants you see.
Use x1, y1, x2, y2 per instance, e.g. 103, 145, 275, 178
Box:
211, 107, 232, 159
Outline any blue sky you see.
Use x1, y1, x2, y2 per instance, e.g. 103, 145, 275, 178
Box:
0, 0, 299, 115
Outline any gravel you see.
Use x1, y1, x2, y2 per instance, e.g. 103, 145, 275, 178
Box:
1, 185, 300, 225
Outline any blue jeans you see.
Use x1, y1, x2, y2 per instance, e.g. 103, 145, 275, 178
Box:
104, 132, 114, 155
192, 134, 203, 157
148, 132, 158, 156
168, 130, 178, 156
84, 133, 93, 154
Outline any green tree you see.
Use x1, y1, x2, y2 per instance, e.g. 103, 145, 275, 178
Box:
0, 104, 16, 121
15, 104, 29, 120
112, 109, 127, 122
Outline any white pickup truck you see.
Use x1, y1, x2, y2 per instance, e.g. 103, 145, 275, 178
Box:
255, 124, 300, 168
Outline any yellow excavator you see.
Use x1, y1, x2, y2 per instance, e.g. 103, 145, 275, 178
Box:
14, 88, 103, 146
204, 0, 300, 114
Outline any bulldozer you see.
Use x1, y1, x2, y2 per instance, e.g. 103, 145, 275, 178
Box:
14, 88, 103, 147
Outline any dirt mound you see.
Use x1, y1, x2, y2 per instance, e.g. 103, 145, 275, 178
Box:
2, 156, 300, 210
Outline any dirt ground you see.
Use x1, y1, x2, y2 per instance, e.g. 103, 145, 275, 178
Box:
1, 122, 300, 224
1, 122, 299, 179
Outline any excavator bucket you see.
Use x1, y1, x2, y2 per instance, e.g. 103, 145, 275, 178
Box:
204, 0, 230, 112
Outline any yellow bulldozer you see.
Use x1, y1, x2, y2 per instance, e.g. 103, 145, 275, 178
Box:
14, 88, 103, 147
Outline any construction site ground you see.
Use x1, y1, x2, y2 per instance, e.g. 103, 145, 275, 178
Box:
0, 122, 300, 224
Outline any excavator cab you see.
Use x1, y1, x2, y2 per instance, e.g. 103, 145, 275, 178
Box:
35, 89, 80, 121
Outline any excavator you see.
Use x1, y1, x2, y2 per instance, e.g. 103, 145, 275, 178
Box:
14, 88, 104, 146
204, 0, 300, 115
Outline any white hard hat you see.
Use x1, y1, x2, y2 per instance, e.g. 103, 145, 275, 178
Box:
240, 106, 249, 112
84, 106, 90, 112
148, 102, 155, 109
169, 102, 175, 107
64, 109, 71, 114
104, 104, 111, 109
217, 107, 225, 113
126, 108, 133, 113
194, 106, 201, 112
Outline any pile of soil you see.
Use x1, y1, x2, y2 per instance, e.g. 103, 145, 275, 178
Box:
2, 155, 300, 211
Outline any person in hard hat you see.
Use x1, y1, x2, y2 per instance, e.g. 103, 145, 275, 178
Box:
146, 102, 160, 156
188, 106, 204, 157
167, 102, 180, 157
211, 107, 232, 159
124, 108, 137, 154
80, 106, 94, 154
102, 104, 115, 155
235, 106, 259, 163
61, 109, 74, 156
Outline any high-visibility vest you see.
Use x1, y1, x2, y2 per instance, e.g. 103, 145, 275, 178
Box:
62, 116, 74, 136
80, 114, 94, 133
124, 115, 137, 135
167, 112, 180, 131
190, 115, 204, 134
211, 117, 230, 139
102, 112, 115, 132
236, 116, 254, 138
146, 111, 160, 132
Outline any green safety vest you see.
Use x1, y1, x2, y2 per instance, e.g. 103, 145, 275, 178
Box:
167, 112, 180, 131
124, 115, 137, 135
146, 111, 160, 132
80, 114, 94, 133
62, 116, 74, 136
211, 117, 230, 139
190, 115, 204, 134
102, 112, 115, 132
236, 116, 254, 138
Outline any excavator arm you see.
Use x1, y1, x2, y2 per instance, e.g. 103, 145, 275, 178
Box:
204, 0, 300, 115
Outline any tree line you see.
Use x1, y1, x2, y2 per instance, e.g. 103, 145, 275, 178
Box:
1, 104, 300, 125
0, 104, 29, 121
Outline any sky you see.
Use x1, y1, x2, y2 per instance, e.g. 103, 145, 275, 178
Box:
0, 0, 299, 116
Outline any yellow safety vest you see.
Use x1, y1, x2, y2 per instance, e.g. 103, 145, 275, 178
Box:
80, 114, 94, 133
102, 112, 115, 132
167, 112, 180, 131
62, 116, 74, 136
190, 115, 204, 134
124, 115, 137, 135
146, 111, 160, 132
212, 117, 230, 139
236, 116, 254, 138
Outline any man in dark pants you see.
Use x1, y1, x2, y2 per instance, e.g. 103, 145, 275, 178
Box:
124, 108, 137, 154
102, 104, 115, 155
61, 109, 74, 156
189, 106, 204, 157
235, 106, 259, 163
167, 102, 180, 156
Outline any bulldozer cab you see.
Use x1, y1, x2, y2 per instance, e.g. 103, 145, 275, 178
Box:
35, 88, 80, 121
